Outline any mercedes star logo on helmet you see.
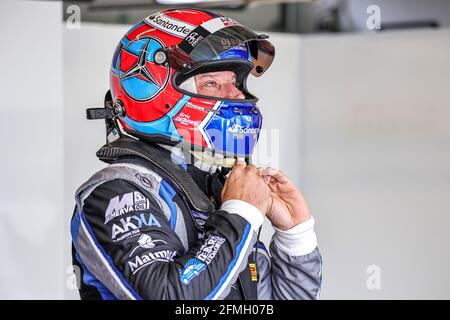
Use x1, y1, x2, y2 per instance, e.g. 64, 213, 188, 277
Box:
119, 37, 170, 101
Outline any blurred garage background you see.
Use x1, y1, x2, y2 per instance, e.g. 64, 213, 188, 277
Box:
0, 0, 449, 299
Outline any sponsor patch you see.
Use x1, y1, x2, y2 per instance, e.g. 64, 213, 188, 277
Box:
174, 112, 200, 127
145, 13, 194, 38
191, 210, 208, 230
179, 235, 225, 284
128, 250, 177, 274
129, 234, 167, 257
249, 263, 258, 282
228, 123, 259, 135
184, 31, 204, 48
180, 258, 206, 285
220, 16, 240, 27
105, 191, 150, 224
220, 37, 243, 51
185, 102, 207, 112
111, 212, 161, 242
135, 173, 157, 189
197, 235, 225, 264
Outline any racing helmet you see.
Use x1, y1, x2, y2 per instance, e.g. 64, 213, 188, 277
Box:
109, 8, 275, 158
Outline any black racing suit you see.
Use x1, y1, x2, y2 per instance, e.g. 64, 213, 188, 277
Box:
70, 138, 322, 300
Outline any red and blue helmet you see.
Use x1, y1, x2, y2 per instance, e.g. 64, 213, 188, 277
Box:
110, 8, 275, 157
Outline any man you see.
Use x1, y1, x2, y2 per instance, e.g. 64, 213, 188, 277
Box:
71, 8, 322, 300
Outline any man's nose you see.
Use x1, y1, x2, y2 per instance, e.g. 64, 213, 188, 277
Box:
222, 84, 245, 100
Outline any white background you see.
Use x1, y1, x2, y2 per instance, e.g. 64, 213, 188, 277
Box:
0, 0, 64, 299
1, 0, 449, 299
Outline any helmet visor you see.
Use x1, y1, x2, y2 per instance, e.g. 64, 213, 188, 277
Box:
168, 25, 275, 77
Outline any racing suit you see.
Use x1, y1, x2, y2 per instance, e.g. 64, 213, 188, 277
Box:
70, 137, 322, 300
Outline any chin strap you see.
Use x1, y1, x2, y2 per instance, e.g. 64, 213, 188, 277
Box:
189, 149, 238, 169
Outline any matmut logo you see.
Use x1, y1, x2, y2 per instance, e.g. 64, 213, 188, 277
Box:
128, 250, 177, 274
105, 191, 150, 224
145, 13, 194, 38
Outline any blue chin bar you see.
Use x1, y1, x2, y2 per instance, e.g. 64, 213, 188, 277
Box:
203, 100, 263, 158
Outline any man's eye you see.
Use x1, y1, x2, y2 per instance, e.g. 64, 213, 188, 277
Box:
205, 81, 218, 88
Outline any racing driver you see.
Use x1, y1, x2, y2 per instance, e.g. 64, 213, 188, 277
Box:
70, 8, 322, 300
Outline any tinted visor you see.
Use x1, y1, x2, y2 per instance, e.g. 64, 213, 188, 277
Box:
168, 25, 275, 77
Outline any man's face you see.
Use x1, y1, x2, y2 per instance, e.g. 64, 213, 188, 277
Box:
194, 71, 245, 100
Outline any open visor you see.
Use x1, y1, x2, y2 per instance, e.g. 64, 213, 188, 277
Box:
166, 24, 275, 77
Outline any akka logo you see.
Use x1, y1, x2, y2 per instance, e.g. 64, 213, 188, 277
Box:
119, 37, 170, 101
145, 13, 194, 38
228, 123, 259, 135
105, 191, 150, 224
128, 249, 177, 274
185, 32, 204, 47
111, 212, 161, 241
129, 234, 167, 257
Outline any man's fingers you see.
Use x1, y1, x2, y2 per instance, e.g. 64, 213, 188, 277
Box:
261, 167, 278, 176
261, 167, 289, 183
245, 164, 258, 174
231, 160, 247, 173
